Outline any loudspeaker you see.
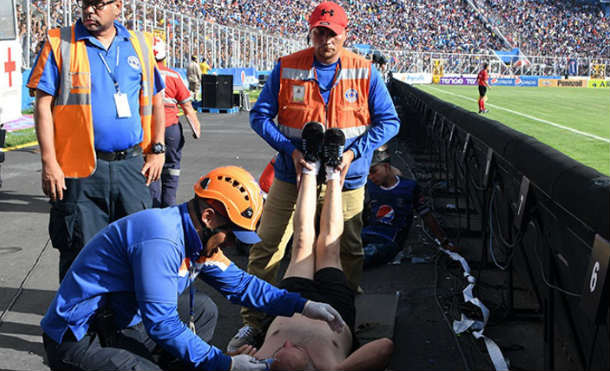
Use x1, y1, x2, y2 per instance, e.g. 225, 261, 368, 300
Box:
202, 74, 233, 108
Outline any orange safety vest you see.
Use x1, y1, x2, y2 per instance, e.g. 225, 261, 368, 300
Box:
44, 25, 156, 178
277, 47, 371, 140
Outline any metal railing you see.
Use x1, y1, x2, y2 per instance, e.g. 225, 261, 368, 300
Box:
369, 49, 610, 77
18, 0, 610, 76
19, 0, 306, 70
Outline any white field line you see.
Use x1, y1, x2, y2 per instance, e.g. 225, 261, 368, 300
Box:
425, 86, 610, 144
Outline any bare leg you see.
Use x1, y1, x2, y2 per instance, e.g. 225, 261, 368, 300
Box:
282, 173, 318, 279
315, 176, 344, 271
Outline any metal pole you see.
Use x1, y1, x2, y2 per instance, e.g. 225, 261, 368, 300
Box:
180, 13, 184, 69
131, 0, 136, 30
153, 6, 156, 29
25, 0, 31, 68
223, 26, 226, 68
46, 0, 50, 26
142, 0, 146, 32
172, 12, 176, 68
197, 17, 200, 63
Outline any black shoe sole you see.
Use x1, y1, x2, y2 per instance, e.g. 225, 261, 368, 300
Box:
323, 128, 346, 168
301, 121, 325, 163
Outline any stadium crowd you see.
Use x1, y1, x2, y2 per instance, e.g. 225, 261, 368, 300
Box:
17, 0, 610, 69
477, 0, 609, 57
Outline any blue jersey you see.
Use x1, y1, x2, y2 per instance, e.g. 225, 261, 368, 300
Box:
41, 203, 306, 371
250, 57, 400, 190
363, 176, 429, 243
28, 19, 165, 152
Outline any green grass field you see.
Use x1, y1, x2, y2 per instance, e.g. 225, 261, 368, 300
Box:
415, 85, 610, 175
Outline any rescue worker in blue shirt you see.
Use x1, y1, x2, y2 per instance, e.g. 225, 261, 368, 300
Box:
27, 0, 166, 281
232, 2, 400, 351
41, 166, 345, 371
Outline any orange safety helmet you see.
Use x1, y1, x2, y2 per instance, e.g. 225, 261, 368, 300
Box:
194, 166, 264, 244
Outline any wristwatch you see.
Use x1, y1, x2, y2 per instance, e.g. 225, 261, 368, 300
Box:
151, 142, 166, 154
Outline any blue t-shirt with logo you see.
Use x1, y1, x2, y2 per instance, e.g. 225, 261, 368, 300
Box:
363, 176, 430, 243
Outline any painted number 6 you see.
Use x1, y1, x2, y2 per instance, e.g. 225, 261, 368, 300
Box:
589, 261, 600, 293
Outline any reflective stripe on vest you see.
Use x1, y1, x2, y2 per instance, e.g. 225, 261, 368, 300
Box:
133, 31, 153, 116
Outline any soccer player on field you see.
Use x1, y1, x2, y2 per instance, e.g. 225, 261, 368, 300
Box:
477, 63, 490, 113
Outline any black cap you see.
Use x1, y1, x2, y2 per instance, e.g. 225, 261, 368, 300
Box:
371, 146, 391, 167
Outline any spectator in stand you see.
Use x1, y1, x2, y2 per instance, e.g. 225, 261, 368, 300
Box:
200, 57, 211, 75
187, 55, 202, 99
150, 37, 202, 208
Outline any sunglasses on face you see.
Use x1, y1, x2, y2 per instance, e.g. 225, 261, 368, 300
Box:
77, 0, 116, 11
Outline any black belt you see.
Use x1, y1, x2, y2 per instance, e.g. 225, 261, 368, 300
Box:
95, 144, 142, 161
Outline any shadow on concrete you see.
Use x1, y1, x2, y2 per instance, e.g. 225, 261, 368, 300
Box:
0, 288, 56, 316
0, 333, 46, 358
0, 191, 49, 213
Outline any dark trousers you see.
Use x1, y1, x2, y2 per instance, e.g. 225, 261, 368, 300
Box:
150, 123, 185, 208
43, 289, 217, 371
50, 155, 152, 281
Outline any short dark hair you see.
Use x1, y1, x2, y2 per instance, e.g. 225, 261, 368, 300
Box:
191, 56, 198, 62
483, 63, 489, 69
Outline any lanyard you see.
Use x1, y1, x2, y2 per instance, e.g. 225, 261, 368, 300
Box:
98, 46, 120, 93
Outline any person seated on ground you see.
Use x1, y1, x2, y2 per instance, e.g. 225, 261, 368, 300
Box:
363, 147, 457, 268
40, 165, 345, 371
252, 123, 394, 370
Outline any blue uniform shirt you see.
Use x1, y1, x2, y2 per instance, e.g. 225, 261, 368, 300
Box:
250, 57, 400, 190
28, 19, 165, 152
363, 177, 430, 243
41, 203, 307, 371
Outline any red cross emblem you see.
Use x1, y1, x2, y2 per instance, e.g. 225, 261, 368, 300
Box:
4, 47, 16, 88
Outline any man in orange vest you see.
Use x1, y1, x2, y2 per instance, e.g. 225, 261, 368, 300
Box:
27, 0, 166, 281
230, 1, 400, 352
150, 36, 201, 207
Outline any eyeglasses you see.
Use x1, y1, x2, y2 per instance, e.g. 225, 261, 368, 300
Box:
77, 0, 116, 11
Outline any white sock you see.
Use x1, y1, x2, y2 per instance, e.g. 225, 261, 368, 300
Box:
302, 161, 320, 176
325, 166, 340, 182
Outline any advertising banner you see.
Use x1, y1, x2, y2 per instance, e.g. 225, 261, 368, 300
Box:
439, 76, 477, 85
538, 78, 558, 87
588, 79, 610, 88
514, 76, 538, 87
394, 73, 433, 85
556, 79, 586, 88
489, 77, 515, 86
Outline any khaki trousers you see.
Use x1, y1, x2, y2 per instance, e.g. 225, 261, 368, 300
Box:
241, 178, 364, 329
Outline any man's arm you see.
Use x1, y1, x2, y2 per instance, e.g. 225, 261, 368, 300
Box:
141, 92, 166, 185
174, 72, 201, 138
34, 90, 65, 201
181, 101, 201, 138
334, 338, 394, 371
414, 185, 457, 251
250, 61, 311, 184
340, 65, 400, 184
249, 61, 297, 157
133, 240, 233, 371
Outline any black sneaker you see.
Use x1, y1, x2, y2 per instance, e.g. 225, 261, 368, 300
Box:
323, 128, 346, 168
301, 121, 325, 163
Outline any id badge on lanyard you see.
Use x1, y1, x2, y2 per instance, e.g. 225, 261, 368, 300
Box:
99, 47, 132, 118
